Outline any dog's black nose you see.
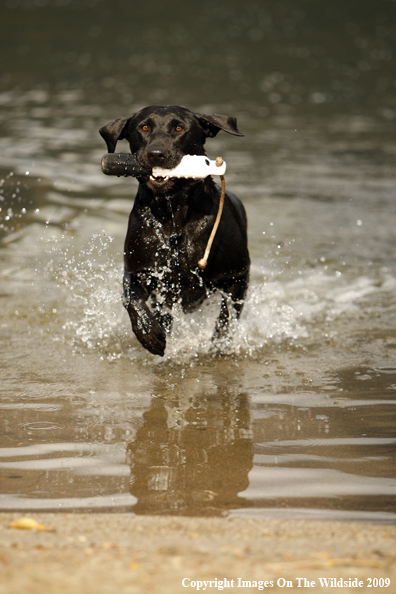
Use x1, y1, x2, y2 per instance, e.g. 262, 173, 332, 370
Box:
147, 145, 167, 167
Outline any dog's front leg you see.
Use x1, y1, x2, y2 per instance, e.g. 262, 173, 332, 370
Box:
213, 296, 228, 336
213, 274, 249, 344
123, 273, 166, 356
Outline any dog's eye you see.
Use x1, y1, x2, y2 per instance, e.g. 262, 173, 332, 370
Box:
175, 125, 183, 132
141, 125, 149, 132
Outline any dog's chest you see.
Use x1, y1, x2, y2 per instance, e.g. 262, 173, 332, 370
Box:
140, 233, 207, 308
141, 230, 202, 282
129, 205, 210, 266
125, 206, 210, 301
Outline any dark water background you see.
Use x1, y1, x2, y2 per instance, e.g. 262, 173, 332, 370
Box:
0, 0, 396, 520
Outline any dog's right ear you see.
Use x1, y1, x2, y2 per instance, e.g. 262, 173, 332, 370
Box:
99, 116, 132, 153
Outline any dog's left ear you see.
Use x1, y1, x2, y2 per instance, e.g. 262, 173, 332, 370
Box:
195, 113, 245, 138
99, 116, 132, 153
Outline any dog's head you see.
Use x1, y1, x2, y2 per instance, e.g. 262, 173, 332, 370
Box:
99, 105, 243, 192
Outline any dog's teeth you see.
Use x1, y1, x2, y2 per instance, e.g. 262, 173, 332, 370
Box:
150, 175, 170, 182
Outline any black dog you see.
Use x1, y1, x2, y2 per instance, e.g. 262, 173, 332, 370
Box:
99, 105, 249, 356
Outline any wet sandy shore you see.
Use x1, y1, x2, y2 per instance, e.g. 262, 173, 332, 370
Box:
0, 513, 395, 593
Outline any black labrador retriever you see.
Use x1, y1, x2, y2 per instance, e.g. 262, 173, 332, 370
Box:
99, 105, 250, 356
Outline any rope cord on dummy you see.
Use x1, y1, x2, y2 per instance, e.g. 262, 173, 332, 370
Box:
198, 157, 226, 270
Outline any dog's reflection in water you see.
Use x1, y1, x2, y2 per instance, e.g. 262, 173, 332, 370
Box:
126, 391, 253, 516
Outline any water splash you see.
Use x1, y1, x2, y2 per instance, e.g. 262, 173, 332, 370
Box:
42, 231, 396, 363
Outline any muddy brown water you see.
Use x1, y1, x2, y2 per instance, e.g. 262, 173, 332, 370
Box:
0, 0, 395, 521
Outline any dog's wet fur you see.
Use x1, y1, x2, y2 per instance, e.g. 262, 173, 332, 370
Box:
99, 105, 250, 356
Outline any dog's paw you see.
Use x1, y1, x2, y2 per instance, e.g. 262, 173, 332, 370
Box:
210, 334, 229, 356
143, 326, 166, 357
211, 318, 234, 355
130, 307, 167, 356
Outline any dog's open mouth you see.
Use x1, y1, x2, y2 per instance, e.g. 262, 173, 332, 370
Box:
149, 174, 173, 187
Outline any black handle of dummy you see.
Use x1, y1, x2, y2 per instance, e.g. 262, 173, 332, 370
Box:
101, 153, 151, 177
